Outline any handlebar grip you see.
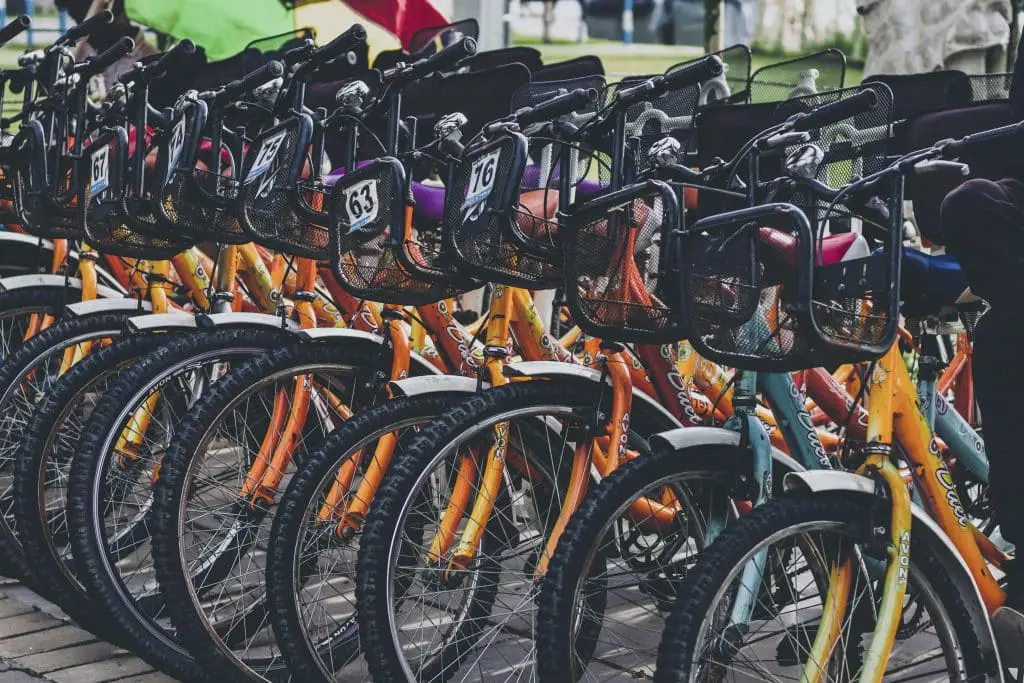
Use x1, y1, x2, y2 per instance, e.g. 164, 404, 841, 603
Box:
792, 89, 878, 132
944, 120, 1024, 156
516, 87, 599, 127
61, 9, 113, 44
314, 24, 367, 65
157, 39, 196, 71
409, 36, 477, 79
240, 60, 285, 91
0, 16, 30, 48
662, 55, 723, 92
83, 37, 134, 76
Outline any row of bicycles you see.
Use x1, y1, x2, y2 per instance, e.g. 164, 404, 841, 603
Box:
0, 9, 1015, 683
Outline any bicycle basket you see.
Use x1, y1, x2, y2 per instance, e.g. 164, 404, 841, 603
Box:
444, 130, 564, 288
79, 129, 190, 259
748, 49, 846, 104
679, 203, 816, 371
700, 44, 752, 106
563, 179, 683, 343
237, 114, 330, 259
947, 72, 1013, 104
330, 158, 469, 305
11, 122, 82, 239
158, 106, 246, 244
771, 83, 902, 364
621, 60, 702, 170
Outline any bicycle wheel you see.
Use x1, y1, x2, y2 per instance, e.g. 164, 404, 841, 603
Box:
655, 494, 990, 683
151, 341, 384, 682
14, 331, 170, 629
357, 379, 679, 683
29, 326, 285, 681
535, 446, 750, 682
0, 306, 145, 578
0, 284, 98, 361
268, 392, 462, 682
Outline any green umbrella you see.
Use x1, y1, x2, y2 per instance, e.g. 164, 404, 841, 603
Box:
125, 0, 303, 60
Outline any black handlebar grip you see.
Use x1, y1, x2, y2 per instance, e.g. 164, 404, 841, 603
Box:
0, 15, 30, 48
516, 87, 599, 127
85, 36, 134, 76
314, 24, 367, 65
158, 39, 196, 71
62, 9, 114, 44
792, 89, 878, 132
239, 59, 285, 91
662, 55, 723, 92
409, 36, 477, 79
944, 120, 1024, 157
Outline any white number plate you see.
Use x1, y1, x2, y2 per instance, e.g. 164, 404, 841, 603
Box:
246, 129, 288, 182
344, 178, 379, 230
167, 118, 186, 174
461, 149, 501, 211
90, 145, 110, 196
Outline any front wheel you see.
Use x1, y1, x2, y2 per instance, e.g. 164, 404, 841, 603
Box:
654, 494, 992, 683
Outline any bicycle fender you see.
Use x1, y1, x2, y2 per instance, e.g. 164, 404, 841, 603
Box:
295, 327, 441, 376
66, 298, 152, 317
503, 360, 680, 429
389, 375, 480, 397
0, 234, 125, 293
784, 469, 1002, 676
651, 426, 799, 474
126, 312, 301, 334
0, 274, 124, 299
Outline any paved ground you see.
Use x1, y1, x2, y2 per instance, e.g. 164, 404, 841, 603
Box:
0, 581, 174, 683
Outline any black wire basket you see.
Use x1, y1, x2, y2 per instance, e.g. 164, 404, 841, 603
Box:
947, 72, 1013, 104
78, 128, 191, 259
700, 44, 753, 106
563, 179, 683, 343
157, 101, 247, 244
678, 84, 902, 371
329, 157, 474, 305
748, 49, 846, 104
443, 128, 563, 288
237, 114, 330, 259
10, 121, 83, 239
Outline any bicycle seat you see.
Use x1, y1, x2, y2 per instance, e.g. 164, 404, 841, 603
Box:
758, 229, 869, 267
900, 247, 972, 314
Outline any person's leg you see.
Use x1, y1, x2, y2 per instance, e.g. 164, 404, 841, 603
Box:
944, 177, 1024, 657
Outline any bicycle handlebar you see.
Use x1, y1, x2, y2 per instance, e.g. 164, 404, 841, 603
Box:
76, 37, 134, 78
119, 39, 196, 85
205, 60, 285, 106
56, 9, 113, 47
312, 24, 367, 67
516, 87, 599, 127
940, 120, 1024, 157
616, 55, 723, 109
385, 36, 477, 84
791, 89, 878, 132
0, 16, 30, 49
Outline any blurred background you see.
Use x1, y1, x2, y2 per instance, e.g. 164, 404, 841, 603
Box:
0, 0, 1020, 87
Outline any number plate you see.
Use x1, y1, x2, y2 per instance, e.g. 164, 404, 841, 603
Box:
246, 129, 288, 183
461, 149, 501, 212
343, 178, 379, 230
167, 118, 186, 175
90, 145, 110, 196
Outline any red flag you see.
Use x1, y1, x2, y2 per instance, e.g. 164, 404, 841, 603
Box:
339, 0, 448, 51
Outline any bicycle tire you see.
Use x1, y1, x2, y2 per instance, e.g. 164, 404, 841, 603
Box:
0, 305, 145, 579
151, 340, 386, 683
654, 494, 992, 682
268, 392, 463, 682
14, 331, 168, 639
67, 326, 294, 682
357, 379, 679, 683
534, 446, 763, 682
